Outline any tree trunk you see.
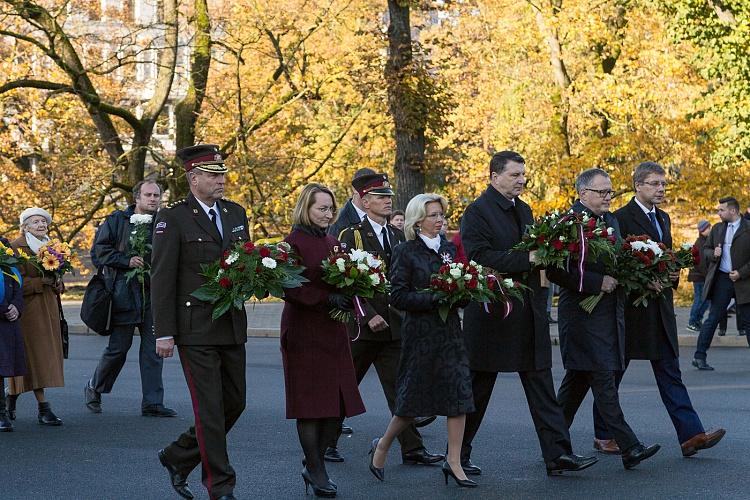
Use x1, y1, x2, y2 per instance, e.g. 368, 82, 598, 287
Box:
386, 0, 426, 210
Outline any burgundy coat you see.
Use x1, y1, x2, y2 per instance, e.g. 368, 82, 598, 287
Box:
280, 225, 365, 419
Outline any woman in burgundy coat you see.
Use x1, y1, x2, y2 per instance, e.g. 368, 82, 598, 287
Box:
281, 183, 365, 497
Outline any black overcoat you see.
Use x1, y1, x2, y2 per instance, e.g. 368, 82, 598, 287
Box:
460, 186, 550, 372
338, 217, 406, 341
328, 199, 362, 237
547, 201, 625, 371
614, 198, 679, 360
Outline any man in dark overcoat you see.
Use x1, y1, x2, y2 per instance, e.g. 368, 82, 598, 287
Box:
695, 196, 750, 364
152, 144, 250, 500
549, 167, 660, 470
460, 151, 597, 476
327, 167, 375, 237
592, 162, 725, 457
333, 174, 443, 466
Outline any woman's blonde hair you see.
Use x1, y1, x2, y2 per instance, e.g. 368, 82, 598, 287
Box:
403, 193, 448, 240
292, 183, 337, 227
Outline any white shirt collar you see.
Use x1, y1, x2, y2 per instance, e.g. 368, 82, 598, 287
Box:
727, 219, 740, 230
194, 196, 219, 217
367, 216, 386, 235
419, 233, 441, 253
353, 202, 367, 221
634, 196, 656, 216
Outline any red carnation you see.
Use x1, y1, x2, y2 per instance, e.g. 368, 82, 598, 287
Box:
219, 277, 232, 289
487, 277, 497, 290
276, 251, 288, 262
536, 235, 546, 244
467, 278, 478, 290
440, 264, 450, 274
567, 242, 578, 252
243, 241, 255, 254
259, 246, 271, 258
587, 218, 597, 229
552, 240, 564, 251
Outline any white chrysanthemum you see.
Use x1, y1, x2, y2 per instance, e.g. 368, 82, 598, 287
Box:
261, 257, 277, 269
335, 258, 346, 272
681, 243, 692, 250
370, 274, 381, 286
475, 264, 483, 273
630, 240, 663, 257
607, 227, 614, 235
225, 252, 239, 265
367, 254, 382, 269
349, 249, 370, 263
130, 214, 153, 225
503, 278, 514, 288
449, 267, 463, 279
357, 262, 369, 272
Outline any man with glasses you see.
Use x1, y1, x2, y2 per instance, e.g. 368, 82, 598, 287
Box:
591, 161, 725, 458
694, 196, 750, 366
460, 152, 597, 476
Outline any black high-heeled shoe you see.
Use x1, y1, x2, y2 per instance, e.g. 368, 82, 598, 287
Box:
302, 468, 336, 498
442, 461, 478, 488
301, 458, 337, 488
368, 438, 385, 481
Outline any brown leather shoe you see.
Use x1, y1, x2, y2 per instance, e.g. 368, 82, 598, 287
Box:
593, 438, 620, 455
681, 428, 726, 457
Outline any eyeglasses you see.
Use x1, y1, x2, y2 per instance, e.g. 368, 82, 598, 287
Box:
315, 206, 336, 215
584, 188, 615, 198
641, 181, 668, 188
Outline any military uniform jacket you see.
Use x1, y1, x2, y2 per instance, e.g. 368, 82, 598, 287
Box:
338, 217, 405, 341
151, 193, 250, 346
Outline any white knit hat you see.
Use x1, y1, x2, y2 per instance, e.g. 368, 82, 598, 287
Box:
19, 207, 52, 227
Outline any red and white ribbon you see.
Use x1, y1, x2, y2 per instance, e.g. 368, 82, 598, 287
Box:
351, 296, 367, 342
577, 224, 587, 292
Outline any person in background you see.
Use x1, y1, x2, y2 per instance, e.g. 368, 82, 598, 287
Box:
7, 208, 65, 426
0, 236, 25, 432
327, 168, 376, 237
390, 210, 405, 232
687, 220, 712, 332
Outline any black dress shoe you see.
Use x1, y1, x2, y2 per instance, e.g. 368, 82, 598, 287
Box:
158, 449, 194, 499
692, 358, 715, 371
340, 424, 353, 435
37, 402, 62, 426
622, 443, 661, 469
324, 447, 344, 462
142, 405, 178, 417
414, 415, 437, 428
84, 381, 102, 413
546, 454, 598, 475
402, 448, 444, 465
461, 458, 481, 476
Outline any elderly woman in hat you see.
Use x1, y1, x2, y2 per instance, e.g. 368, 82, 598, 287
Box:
6, 207, 64, 426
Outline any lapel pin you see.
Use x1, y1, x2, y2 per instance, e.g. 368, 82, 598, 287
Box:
193, 209, 198, 214
223, 207, 228, 213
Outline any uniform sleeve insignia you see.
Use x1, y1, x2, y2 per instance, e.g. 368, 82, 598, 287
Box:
155, 221, 167, 234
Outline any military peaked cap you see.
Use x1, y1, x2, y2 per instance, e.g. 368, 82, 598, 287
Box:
176, 144, 228, 173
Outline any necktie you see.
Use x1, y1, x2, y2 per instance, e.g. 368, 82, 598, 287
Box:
208, 208, 221, 238
648, 212, 663, 241
381, 227, 392, 256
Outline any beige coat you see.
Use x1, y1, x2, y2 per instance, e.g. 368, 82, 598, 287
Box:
8, 236, 64, 394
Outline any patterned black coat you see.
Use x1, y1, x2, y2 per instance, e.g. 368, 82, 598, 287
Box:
390, 238, 474, 417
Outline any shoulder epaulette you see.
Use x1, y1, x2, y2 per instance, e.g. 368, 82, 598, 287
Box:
165, 198, 187, 209
221, 198, 243, 208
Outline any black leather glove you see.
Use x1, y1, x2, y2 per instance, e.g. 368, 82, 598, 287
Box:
327, 293, 353, 311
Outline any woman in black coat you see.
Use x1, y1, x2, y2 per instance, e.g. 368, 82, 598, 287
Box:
0, 237, 25, 432
369, 194, 476, 488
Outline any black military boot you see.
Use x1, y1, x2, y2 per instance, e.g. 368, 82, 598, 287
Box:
0, 390, 12, 432
38, 402, 63, 426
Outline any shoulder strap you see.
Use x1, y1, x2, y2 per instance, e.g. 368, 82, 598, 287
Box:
353, 229, 363, 250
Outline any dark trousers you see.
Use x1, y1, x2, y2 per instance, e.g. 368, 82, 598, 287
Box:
558, 370, 638, 453
594, 343, 704, 444
340, 338, 423, 454
696, 273, 750, 360
90, 314, 163, 407
462, 369, 572, 463
164, 344, 246, 499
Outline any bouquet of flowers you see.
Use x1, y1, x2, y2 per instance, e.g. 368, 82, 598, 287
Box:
580, 235, 673, 312
124, 214, 153, 316
426, 260, 527, 322
0, 240, 29, 284
514, 210, 617, 271
192, 241, 308, 320
321, 248, 389, 322
671, 242, 698, 271
35, 240, 75, 277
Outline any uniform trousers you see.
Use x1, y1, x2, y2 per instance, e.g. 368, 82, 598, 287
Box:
163, 344, 246, 499
558, 370, 638, 453
462, 369, 572, 463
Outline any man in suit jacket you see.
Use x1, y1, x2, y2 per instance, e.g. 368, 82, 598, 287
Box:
695, 196, 750, 366
327, 168, 376, 237
592, 162, 725, 458
549, 168, 660, 470
333, 173, 444, 466
460, 151, 597, 476
152, 144, 250, 500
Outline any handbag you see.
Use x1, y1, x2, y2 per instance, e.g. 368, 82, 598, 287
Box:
80, 267, 116, 335
57, 295, 69, 359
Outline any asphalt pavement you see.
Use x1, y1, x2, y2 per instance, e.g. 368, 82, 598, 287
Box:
1, 335, 748, 500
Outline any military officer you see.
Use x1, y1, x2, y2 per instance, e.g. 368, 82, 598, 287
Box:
328, 173, 444, 466
152, 144, 250, 500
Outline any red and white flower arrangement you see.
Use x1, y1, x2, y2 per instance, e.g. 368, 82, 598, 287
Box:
321, 248, 389, 322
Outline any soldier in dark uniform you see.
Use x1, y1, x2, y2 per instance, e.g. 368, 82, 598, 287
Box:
152, 144, 250, 500
329, 173, 444, 466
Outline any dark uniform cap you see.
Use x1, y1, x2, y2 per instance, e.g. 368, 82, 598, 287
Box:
176, 144, 228, 173
352, 173, 394, 197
